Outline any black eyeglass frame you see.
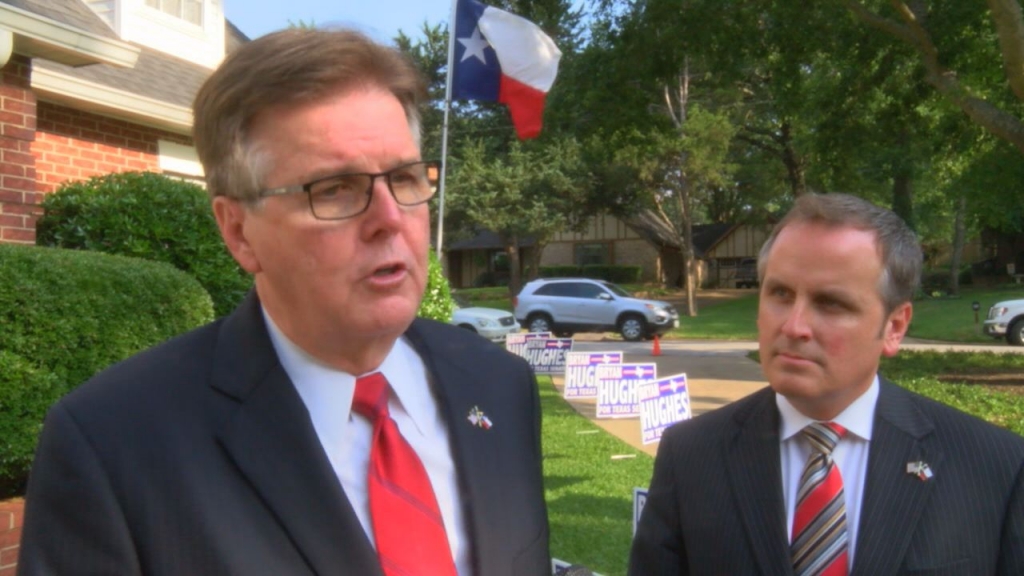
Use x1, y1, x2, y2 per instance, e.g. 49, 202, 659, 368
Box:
257, 159, 441, 221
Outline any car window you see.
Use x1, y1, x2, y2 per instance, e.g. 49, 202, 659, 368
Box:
575, 282, 609, 299
534, 283, 574, 297
601, 282, 632, 297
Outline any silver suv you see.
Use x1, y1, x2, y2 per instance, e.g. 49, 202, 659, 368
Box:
513, 278, 679, 341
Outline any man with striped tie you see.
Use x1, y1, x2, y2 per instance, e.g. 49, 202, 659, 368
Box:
629, 193, 1024, 575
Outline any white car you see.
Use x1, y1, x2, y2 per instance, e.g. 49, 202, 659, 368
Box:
451, 295, 521, 343
983, 297, 1024, 346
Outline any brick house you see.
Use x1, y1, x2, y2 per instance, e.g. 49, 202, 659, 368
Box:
0, 0, 246, 245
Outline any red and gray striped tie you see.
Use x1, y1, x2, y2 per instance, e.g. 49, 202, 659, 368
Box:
352, 372, 457, 576
791, 422, 848, 576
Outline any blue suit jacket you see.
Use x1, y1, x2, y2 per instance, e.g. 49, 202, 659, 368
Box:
19, 292, 550, 575
629, 379, 1024, 575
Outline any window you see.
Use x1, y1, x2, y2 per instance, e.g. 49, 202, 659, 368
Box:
145, 0, 203, 25
574, 243, 610, 267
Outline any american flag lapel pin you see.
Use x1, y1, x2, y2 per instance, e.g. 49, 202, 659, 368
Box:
467, 406, 493, 430
906, 460, 933, 481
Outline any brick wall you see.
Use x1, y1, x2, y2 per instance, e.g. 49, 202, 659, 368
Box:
0, 65, 194, 245
35, 102, 192, 194
0, 498, 24, 576
0, 55, 38, 244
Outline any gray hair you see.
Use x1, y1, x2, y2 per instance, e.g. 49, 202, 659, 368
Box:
193, 28, 427, 202
757, 193, 922, 314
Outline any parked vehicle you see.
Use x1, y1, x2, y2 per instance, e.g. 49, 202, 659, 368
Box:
450, 294, 520, 343
983, 297, 1024, 346
513, 278, 679, 341
735, 258, 759, 289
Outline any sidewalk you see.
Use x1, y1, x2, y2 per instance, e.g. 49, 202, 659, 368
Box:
552, 338, 769, 456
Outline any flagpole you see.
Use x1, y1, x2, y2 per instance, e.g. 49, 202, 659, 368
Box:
435, 0, 459, 261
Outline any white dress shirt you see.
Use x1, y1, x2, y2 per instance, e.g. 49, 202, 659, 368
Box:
263, 310, 472, 575
777, 376, 879, 571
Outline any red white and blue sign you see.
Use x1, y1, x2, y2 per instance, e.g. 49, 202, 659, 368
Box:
452, 0, 562, 139
595, 363, 657, 419
563, 351, 623, 399
638, 373, 691, 445
505, 331, 551, 357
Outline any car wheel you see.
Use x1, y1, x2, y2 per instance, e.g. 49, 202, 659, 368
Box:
1008, 319, 1024, 346
457, 324, 477, 333
618, 314, 647, 342
527, 313, 553, 334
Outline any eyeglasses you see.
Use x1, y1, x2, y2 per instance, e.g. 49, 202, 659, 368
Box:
259, 160, 441, 220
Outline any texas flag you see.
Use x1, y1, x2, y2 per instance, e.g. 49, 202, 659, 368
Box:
452, 0, 562, 139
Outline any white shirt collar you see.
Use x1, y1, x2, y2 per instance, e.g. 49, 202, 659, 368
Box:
261, 307, 431, 436
777, 375, 879, 442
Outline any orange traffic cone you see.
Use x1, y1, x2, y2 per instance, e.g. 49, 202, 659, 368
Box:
652, 334, 662, 357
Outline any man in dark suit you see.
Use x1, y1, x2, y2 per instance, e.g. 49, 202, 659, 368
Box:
18, 28, 549, 576
630, 193, 1024, 576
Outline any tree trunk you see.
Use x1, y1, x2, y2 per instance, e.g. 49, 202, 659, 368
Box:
949, 194, 967, 296
504, 234, 522, 300
780, 121, 807, 197
528, 241, 545, 282
892, 172, 915, 231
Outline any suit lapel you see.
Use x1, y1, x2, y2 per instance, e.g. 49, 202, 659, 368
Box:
211, 294, 382, 576
726, 390, 794, 576
404, 320, 507, 573
852, 379, 941, 576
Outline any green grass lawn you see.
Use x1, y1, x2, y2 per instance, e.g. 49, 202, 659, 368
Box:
539, 376, 652, 575
906, 287, 1024, 342
668, 293, 760, 340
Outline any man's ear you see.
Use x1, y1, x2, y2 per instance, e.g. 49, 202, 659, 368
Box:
212, 196, 261, 274
881, 302, 913, 357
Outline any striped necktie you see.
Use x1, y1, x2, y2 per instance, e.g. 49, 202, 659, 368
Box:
791, 422, 848, 576
352, 372, 457, 576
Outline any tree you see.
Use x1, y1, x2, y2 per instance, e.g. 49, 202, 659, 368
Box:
841, 0, 1024, 156
446, 137, 593, 296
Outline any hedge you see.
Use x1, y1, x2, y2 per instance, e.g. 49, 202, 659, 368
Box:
35, 171, 251, 317
0, 245, 214, 497
538, 265, 643, 284
0, 352, 59, 498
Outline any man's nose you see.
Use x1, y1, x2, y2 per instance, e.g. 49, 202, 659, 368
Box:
780, 301, 813, 339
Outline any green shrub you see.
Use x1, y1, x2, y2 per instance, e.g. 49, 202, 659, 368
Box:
539, 265, 582, 277
35, 171, 251, 317
0, 244, 214, 392
0, 244, 214, 497
418, 250, 454, 322
0, 352, 60, 499
581, 264, 643, 284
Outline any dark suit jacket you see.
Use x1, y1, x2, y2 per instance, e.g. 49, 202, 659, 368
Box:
629, 379, 1024, 576
18, 293, 550, 575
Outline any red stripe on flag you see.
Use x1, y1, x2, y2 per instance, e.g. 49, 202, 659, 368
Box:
498, 74, 547, 140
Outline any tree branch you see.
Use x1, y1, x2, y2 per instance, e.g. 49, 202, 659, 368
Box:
843, 0, 1024, 154
987, 0, 1024, 100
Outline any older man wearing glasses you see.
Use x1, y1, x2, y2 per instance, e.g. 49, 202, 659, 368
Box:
18, 28, 550, 576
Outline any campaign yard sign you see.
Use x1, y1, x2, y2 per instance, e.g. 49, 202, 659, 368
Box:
595, 363, 657, 419
633, 487, 648, 536
638, 373, 691, 445
520, 337, 573, 374
563, 351, 623, 399
505, 331, 551, 357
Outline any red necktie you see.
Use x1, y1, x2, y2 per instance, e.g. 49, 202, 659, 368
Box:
791, 422, 848, 576
352, 372, 457, 576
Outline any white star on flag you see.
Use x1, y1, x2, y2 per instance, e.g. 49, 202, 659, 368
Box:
458, 27, 490, 63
